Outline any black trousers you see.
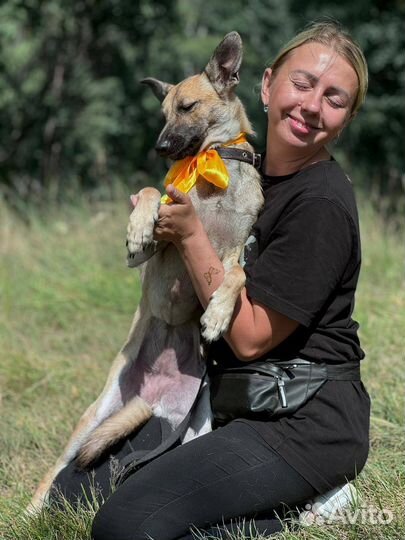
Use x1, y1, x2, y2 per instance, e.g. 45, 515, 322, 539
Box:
51, 418, 317, 540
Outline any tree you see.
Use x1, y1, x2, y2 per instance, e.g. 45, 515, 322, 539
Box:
0, 0, 403, 212
0, 0, 179, 200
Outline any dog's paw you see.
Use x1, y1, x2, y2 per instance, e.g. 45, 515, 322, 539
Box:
200, 289, 235, 342
126, 206, 159, 254
127, 243, 157, 267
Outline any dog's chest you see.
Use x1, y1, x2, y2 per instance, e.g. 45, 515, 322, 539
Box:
190, 174, 261, 251
144, 245, 201, 324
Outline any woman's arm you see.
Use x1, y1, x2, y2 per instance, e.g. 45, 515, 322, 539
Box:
151, 185, 299, 361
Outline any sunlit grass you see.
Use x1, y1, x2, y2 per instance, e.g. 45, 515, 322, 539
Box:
0, 195, 404, 539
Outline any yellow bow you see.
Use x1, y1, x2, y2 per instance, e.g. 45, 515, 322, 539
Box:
161, 133, 247, 204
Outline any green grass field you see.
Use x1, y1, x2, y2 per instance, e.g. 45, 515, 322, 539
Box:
0, 196, 404, 539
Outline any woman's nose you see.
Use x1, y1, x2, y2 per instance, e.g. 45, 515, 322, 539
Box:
301, 90, 322, 114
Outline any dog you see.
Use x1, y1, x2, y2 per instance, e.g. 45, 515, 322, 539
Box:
29, 31, 264, 513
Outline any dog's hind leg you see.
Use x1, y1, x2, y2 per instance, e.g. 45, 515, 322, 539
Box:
28, 302, 153, 514
200, 246, 246, 342
73, 302, 159, 468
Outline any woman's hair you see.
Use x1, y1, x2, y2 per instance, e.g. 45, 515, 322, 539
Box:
270, 20, 368, 115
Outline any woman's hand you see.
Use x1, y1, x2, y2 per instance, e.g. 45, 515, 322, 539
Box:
153, 184, 203, 247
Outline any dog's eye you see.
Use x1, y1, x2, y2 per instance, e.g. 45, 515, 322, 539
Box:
178, 101, 198, 113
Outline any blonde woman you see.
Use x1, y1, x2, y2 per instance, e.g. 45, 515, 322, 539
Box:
55, 21, 371, 539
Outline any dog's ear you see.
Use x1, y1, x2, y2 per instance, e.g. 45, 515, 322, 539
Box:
204, 32, 243, 95
141, 78, 174, 102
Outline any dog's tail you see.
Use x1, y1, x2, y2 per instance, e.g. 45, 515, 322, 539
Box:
76, 396, 153, 468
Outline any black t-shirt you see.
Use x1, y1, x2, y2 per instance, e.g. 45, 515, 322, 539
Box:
246, 158, 365, 363
210, 159, 370, 493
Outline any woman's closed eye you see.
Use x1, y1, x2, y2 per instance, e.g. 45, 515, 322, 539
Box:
291, 79, 347, 109
291, 78, 312, 91
325, 93, 347, 109
327, 97, 344, 108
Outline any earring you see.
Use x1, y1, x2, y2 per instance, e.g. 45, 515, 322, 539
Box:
263, 105, 269, 113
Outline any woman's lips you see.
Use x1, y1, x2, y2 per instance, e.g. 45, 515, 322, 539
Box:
288, 115, 320, 135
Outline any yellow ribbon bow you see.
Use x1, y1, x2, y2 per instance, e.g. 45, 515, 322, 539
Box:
161, 133, 247, 204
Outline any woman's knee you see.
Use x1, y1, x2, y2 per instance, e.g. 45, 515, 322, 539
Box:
49, 459, 110, 510
91, 487, 183, 540
91, 507, 110, 540
49, 462, 86, 507
91, 500, 139, 540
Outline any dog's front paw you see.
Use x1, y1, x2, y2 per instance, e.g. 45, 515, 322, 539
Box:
126, 208, 158, 254
200, 289, 235, 342
127, 243, 157, 268
126, 187, 161, 255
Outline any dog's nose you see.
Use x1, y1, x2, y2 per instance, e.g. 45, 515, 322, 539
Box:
155, 139, 171, 156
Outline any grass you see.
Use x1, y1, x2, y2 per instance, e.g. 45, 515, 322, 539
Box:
0, 194, 404, 539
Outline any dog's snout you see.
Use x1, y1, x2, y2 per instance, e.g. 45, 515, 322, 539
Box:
155, 139, 171, 156
155, 131, 203, 160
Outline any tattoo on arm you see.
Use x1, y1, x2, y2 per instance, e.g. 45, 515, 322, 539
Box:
204, 266, 220, 285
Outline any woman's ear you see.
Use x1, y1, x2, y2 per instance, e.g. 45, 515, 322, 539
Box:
261, 68, 273, 107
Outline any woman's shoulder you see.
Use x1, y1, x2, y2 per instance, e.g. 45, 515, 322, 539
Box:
281, 159, 360, 222
296, 159, 353, 195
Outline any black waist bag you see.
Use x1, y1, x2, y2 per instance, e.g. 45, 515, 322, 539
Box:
210, 358, 361, 424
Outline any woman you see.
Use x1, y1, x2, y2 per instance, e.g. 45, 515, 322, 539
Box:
56, 21, 371, 539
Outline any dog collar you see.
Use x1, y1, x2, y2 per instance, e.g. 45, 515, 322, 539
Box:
216, 147, 262, 170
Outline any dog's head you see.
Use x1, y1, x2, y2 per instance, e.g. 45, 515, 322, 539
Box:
142, 32, 253, 161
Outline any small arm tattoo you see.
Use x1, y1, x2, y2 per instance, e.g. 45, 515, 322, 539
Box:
203, 266, 220, 285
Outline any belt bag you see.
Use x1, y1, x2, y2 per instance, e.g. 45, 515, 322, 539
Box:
210, 358, 361, 424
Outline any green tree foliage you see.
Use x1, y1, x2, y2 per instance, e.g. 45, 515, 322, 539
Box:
0, 0, 403, 208
0, 0, 179, 200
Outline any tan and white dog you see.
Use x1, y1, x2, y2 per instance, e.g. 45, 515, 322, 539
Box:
29, 31, 263, 513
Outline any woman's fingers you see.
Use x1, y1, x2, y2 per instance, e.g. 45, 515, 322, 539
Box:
165, 184, 190, 205
153, 185, 199, 244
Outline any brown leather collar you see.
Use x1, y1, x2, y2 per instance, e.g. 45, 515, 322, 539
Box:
217, 147, 262, 170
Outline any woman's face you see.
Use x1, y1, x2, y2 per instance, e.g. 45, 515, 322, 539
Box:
261, 42, 358, 153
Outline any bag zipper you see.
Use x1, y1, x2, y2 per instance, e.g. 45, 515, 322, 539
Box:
276, 377, 287, 408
